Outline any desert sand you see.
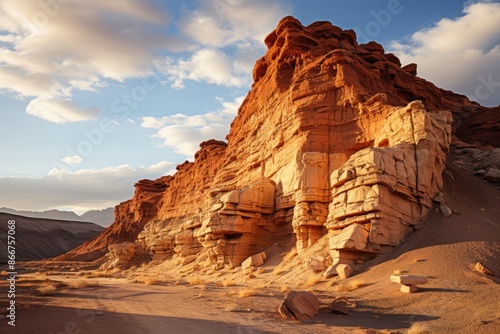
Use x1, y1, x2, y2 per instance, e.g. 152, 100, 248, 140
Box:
1, 159, 499, 334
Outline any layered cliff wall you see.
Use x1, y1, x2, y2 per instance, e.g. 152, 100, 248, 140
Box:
60, 17, 498, 270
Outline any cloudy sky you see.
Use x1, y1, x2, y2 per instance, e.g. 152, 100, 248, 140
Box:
0, 0, 499, 214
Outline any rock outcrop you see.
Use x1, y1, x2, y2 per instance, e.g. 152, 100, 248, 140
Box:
60, 16, 499, 271
100, 242, 136, 270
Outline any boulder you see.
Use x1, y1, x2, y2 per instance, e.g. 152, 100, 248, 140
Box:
484, 167, 500, 183
241, 252, 267, 271
305, 256, 326, 272
439, 204, 453, 218
400, 284, 419, 293
279, 291, 320, 322
391, 274, 428, 293
328, 297, 350, 315
336, 264, 355, 280
390, 275, 428, 285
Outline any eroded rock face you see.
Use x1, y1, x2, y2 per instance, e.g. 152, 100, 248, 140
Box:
62, 16, 497, 268
100, 242, 135, 270
325, 102, 452, 262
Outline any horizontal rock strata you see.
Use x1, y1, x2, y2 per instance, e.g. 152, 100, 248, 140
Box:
61, 16, 498, 272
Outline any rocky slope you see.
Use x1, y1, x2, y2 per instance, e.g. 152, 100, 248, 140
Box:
59, 17, 499, 272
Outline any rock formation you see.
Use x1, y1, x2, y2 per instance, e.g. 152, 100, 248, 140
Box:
60, 16, 499, 271
100, 242, 135, 270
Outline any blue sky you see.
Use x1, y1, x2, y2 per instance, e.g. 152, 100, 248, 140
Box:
0, 0, 499, 213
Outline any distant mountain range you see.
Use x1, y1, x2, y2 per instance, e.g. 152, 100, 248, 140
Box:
0, 207, 114, 227
0, 212, 104, 261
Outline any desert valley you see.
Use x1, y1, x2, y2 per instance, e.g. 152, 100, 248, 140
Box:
1, 14, 499, 334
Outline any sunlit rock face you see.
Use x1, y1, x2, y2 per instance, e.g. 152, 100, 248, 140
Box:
62, 16, 499, 269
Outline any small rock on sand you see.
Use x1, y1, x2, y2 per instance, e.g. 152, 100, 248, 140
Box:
336, 264, 355, 280
279, 291, 319, 322
474, 262, 495, 276
329, 297, 350, 315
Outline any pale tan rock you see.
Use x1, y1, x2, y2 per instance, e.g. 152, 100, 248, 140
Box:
279, 291, 319, 322
390, 274, 428, 285
329, 224, 369, 251
328, 297, 350, 315
305, 257, 326, 273
241, 252, 267, 271
322, 256, 356, 278
323, 264, 339, 279
400, 284, 419, 293
180, 255, 197, 266
100, 242, 135, 270
475, 262, 495, 276
439, 204, 453, 218
336, 263, 355, 280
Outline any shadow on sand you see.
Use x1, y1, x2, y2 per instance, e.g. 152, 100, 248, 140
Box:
3, 304, 280, 334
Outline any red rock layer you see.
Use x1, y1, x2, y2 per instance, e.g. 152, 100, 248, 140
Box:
58, 140, 227, 261
60, 17, 498, 266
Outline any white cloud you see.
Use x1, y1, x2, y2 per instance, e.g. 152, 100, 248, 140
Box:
177, 0, 291, 46
61, 155, 83, 165
160, 49, 249, 89
389, 2, 500, 106
0, 161, 175, 213
0, 0, 288, 123
27, 97, 99, 123
159, 0, 290, 89
0, 0, 183, 122
141, 96, 243, 156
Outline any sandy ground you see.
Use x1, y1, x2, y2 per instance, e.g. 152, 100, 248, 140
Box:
1, 160, 499, 334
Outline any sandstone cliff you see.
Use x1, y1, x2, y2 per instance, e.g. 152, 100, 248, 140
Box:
59, 17, 498, 270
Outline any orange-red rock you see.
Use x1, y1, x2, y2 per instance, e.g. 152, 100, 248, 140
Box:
60, 16, 499, 269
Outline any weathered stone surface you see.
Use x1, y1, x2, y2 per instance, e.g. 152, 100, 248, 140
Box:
433, 193, 444, 202
328, 297, 350, 315
194, 180, 279, 268
451, 147, 500, 177
305, 256, 326, 272
475, 262, 495, 276
100, 242, 135, 270
484, 167, 500, 183
400, 284, 419, 293
322, 266, 337, 278
279, 291, 320, 322
336, 264, 355, 280
439, 204, 453, 218
390, 274, 428, 285
59, 16, 498, 269
241, 252, 267, 271
402, 63, 417, 75
329, 224, 370, 251
325, 101, 452, 263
